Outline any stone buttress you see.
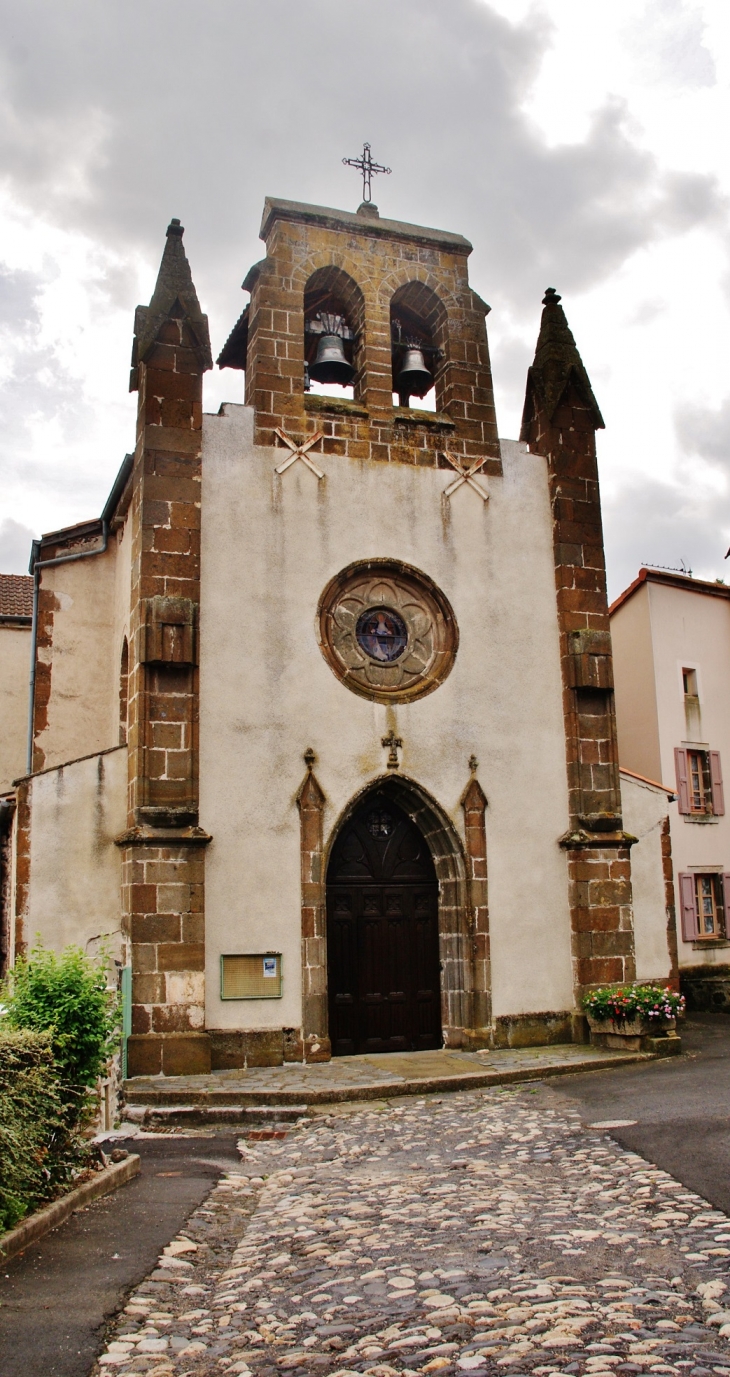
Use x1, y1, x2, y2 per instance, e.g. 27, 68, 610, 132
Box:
521, 289, 637, 1014
121, 220, 213, 1076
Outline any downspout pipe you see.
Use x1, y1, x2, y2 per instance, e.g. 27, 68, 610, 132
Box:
26, 522, 109, 775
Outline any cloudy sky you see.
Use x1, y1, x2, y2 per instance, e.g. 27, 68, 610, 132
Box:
0, 0, 728, 599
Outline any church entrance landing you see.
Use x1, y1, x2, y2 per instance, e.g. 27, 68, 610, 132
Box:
326, 792, 441, 1056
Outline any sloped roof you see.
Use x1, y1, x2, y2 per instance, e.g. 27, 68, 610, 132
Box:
0, 573, 33, 619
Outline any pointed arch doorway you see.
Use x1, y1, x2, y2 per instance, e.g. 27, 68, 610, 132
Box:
326, 790, 441, 1055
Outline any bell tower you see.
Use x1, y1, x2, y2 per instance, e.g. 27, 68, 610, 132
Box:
218, 198, 502, 476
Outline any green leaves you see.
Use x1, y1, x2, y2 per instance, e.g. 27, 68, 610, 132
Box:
0, 1028, 87, 1234
0, 942, 122, 1233
2, 941, 121, 1093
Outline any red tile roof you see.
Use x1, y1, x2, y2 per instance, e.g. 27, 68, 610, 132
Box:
0, 574, 33, 619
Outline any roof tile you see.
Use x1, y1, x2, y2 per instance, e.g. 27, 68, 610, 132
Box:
0, 574, 33, 618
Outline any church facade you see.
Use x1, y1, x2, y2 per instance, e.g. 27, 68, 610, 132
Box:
3, 197, 678, 1076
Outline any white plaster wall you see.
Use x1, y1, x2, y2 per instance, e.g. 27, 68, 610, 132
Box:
647, 581, 730, 967
611, 583, 662, 784
36, 544, 118, 772
0, 625, 31, 792
199, 405, 574, 1031
620, 771, 672, 982
26, 746, 126, 959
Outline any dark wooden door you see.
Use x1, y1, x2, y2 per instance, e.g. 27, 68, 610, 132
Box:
327, 794, 441, 1056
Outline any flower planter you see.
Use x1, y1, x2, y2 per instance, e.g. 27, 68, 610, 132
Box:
587, 1013, 676, 1052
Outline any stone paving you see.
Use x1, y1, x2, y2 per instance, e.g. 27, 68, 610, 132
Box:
124, 1046, 659, 1112
93, 1087, 730, 1377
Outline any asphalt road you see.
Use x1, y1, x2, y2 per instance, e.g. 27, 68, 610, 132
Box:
538, 1012, 730, 1214
0, 1134, 241, 1377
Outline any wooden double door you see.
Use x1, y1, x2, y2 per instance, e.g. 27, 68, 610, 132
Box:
326, 793, 441, 1056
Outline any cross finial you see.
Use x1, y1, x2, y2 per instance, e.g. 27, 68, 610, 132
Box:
343, 142, 391, 204
381, 729, 403, 770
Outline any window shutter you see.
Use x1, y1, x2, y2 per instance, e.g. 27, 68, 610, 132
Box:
674, 748, 690, 814
679, 873, 698, 942
722, 875, 730, 939
710, 752, 725, 816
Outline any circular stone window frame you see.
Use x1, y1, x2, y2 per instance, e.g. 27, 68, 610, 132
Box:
317, 558, 459, 704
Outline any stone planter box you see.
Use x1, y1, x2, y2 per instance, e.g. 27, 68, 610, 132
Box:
587, 1012, 677, 1052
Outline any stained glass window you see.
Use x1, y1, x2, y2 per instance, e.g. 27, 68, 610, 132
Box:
356, 607, 407, 663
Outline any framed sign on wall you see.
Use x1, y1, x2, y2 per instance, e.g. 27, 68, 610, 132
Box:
220, 953, 283, 999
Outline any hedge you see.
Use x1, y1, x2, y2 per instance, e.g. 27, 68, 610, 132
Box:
0, 943, 121, 1234
0, 1028, 89, 1234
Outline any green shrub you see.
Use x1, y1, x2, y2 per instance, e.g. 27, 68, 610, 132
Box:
0, 1028, 87, 1233
2, 942, 120, 1106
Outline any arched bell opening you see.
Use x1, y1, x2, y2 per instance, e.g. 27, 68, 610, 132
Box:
303, 266, 365, 402
390, 281, 448, 412
324, 774, 475, 1055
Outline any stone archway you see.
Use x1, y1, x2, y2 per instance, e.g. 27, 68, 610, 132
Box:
297, 765, 491, 1061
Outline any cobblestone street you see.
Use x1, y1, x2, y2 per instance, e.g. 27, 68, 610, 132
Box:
93, 1088, 730, 1377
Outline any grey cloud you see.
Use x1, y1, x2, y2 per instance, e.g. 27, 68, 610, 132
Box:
602, 469, 730, 602
0, 0, 722, 347
675, 397, 730, 470
0, 517, 37, 573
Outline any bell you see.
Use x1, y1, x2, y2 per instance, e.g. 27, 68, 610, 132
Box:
396, 346, 432, 402
309, 333, 355, 386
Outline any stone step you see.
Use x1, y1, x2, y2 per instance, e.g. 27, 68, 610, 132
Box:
124, 1103, 308, 1128
121, 1044, 673, 1116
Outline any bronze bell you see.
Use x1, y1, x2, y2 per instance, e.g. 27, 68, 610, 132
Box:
396, 346, 432, 403
309, 333, 355, 386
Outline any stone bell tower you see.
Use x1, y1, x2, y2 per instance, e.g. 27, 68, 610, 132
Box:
218, 198, 503, 477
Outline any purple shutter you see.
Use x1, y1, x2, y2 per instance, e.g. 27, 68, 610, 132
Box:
710, 752, 725, 816
722, 876, 730, 939
675, 748, 690, 814
679, 873, 698, 942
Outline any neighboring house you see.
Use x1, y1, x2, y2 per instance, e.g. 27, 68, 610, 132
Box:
0, 574, 32, 792
1, 198, 676, 1074
0, 573, 33, 974
611, 567, 730, 1009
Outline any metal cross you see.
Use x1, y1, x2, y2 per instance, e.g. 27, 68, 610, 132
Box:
382, 729, 403, 770
343, 142, 391, 203
274, 428, 325, 480
440, 452, 490, 503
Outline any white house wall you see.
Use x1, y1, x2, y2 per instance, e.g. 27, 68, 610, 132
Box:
26, 746, 126, 959
620, 772, 672, 983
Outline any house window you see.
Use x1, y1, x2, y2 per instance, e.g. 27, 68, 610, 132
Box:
679, 872, 730, 942
696, 875, 721, 937
683, 667, 698, 696
682, 667, 701, 738
689, 749, 710, 812
675, 747, 725, 817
